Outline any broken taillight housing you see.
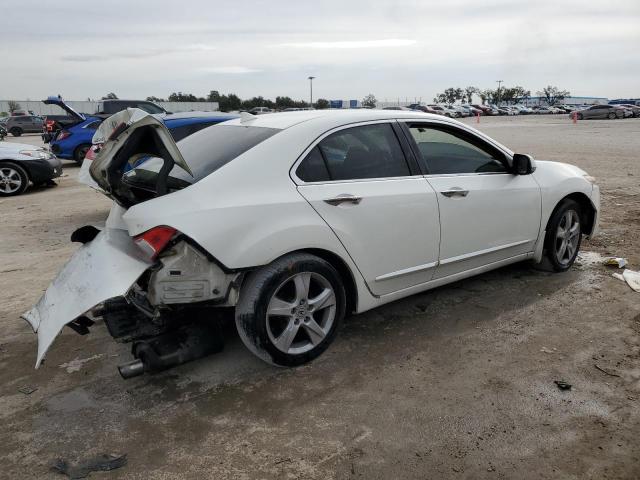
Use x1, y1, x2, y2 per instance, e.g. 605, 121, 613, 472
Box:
133, 226, 177, 260
56, 130, 71, 141
85, 144, 100, 160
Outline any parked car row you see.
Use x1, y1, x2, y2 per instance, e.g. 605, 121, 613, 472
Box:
384, 102, 639, 119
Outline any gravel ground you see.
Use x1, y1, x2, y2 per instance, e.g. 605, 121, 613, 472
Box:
1, 115, 639, 479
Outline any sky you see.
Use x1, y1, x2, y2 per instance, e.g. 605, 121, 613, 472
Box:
1, 0, 639, 103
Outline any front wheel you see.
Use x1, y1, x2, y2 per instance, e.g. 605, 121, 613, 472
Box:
235, 253, 346, 367
0, 162, 29, 196
608, 112, 616, 119
543, 199, 582, 271
10, 127, 22, 137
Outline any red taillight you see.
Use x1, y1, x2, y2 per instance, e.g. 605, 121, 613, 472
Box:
85, 144, 100, 160
57, 130, 71, 141
133, 226, 177, 260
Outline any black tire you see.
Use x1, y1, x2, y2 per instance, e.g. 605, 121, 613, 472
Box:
235, 253, 346, 367
608, 112, 616, 119
74, 144, 91, 164
10, 127, 22, 137
577, 113, 583, 120
541, 199, 583, 272
0, 162, 29, 196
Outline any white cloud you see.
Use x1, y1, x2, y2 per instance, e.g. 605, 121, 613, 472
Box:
200, 66, 261, 74
276, 39, 417, 49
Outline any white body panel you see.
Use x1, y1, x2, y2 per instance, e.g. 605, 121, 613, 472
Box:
426, 173, 541, 277
298, 177, 440, 295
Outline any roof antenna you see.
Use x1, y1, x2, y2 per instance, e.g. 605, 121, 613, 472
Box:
240, 112, 256, 124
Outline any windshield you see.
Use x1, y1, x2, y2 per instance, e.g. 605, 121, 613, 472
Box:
123, 124, 280, 188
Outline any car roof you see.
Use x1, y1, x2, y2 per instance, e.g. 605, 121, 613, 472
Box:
222, 109, 444, 130
162, 111, 240, 121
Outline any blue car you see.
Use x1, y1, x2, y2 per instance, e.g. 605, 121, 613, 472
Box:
44, 96, 238, 163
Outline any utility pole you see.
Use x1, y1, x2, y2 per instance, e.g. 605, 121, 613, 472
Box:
308, 76, 315, 107
496, 79, 503, 105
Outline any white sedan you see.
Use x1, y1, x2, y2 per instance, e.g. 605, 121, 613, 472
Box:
23, 109, 599, 376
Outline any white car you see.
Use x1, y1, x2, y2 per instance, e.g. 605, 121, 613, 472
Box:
22, 109, 600, 376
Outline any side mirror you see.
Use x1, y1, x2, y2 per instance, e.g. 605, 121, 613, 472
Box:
512, 153, 535, 175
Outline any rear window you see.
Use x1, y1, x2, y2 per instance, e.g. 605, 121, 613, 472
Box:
169, 121, 217, 142
128, 124, 280, 184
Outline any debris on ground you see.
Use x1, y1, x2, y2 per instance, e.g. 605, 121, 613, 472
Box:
603, 257, 627, 268
18, 385, 37, 395
51, 453, 127, 479
622, 270, 640, 292
540, 346, 557, 354
554, 380, 572, 391
58, 354, 103, 373
594, 364, 621, 378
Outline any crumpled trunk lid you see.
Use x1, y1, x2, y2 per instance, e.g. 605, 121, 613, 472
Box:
89, 108, 192, 204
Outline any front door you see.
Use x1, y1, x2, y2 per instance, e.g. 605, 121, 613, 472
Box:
402, 121, 541, 278
294, 122, 441, 296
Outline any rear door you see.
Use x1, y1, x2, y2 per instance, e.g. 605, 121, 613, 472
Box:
401, 121, 541, 279
294, 121, 440, 296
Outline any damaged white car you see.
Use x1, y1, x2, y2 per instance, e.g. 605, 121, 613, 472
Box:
23, 108, 599, 377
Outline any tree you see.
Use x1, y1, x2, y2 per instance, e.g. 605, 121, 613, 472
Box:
315, 98, 330, 109
362, 94, 377, 108
7, 100, 21, 113
499, 86, 530, 105
101, 92, 118, 100
433, 87, 464, 104
537, 86, 570, 106
464, 86, 477, 104
146, 96, 165, 102
168, 92, 203, 102
478, 89, 492, 104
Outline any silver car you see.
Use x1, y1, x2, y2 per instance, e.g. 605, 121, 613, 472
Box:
0, 142, 62, 196
571, 105, 625, 120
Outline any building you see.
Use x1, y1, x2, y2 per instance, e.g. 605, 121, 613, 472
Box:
0, 100, 219, 116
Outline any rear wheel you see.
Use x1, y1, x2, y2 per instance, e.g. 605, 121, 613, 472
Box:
10, 127, 22, 137
542, 199, 582, 272
608, 112, 616, 119
0, 162, 29, 196
577, 113, 583, 120
74, 144, 91, 164
235, 253, 346, 367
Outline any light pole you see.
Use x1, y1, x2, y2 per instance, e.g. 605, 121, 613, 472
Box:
496, 79, 503, 105
308, 76, 315, 108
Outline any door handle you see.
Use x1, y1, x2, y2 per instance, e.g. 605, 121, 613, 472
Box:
440, 188, 469, 198
324, 194, 362, 206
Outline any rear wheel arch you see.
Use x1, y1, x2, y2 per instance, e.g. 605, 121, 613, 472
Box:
298, 248, 358, 315
241, 248, 358, 315
74, 143, 91, 163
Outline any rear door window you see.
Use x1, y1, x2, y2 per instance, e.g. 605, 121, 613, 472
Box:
296, 123, 410, 182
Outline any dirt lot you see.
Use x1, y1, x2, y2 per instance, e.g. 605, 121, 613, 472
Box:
1, 115, 639, 479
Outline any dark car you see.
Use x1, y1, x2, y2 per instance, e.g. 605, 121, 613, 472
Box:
0, 142, 62, 196
96, 99, 169, 115
5, 115, 45, 137
571, 104, 625, 120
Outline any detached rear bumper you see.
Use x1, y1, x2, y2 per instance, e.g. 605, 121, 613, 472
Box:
22, 228, 153, 367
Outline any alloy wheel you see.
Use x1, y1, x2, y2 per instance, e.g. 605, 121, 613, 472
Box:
0, 167, 23, 194
266, 272, 337, 355
555, 210, 580, 266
